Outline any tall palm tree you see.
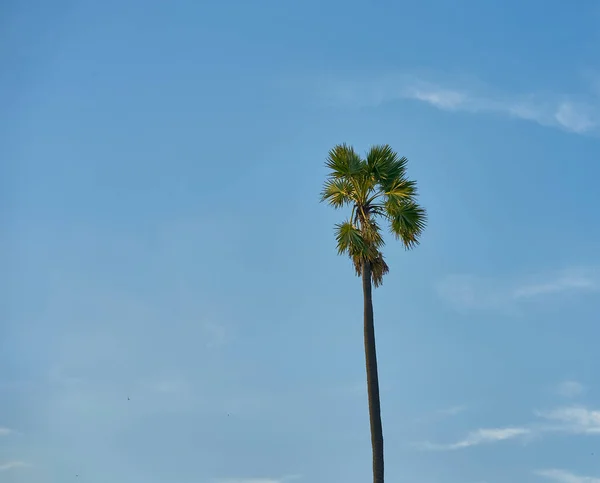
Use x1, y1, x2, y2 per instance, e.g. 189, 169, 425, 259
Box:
321, 144, 427, 483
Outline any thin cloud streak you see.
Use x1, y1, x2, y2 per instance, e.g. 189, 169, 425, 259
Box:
0, 427, 12, 436
536, 406, 600, 434
437, 267, 599, 312
318, 72, 600, 135
555, 381, 586, 399
513, 271, 599, 299
535, 469, 600, 483
414, 404, 600, 452
414, 427, 530, 451
0, 461, 27, 471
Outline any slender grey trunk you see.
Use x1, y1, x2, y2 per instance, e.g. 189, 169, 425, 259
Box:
362, 261, 384, 483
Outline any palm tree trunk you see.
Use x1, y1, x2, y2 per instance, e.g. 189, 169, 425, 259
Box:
362, 261, 384, 483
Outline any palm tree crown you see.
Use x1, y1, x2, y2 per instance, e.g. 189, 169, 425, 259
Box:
321, 144, 427, 286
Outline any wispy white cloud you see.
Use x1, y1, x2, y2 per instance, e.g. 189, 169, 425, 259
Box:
535, 469, 600, 483
314, 72, 600, 135
513, 270, 599, 299
408, 86, 468, 110
414, 403, 600, 452
437, 267, 599, 312
555, 103, 597, 134
414, 427, 530, 451
536, 406, 600, 434
555, 381, 586, 399
0, 461, 27, 471
0, 427, 12, 436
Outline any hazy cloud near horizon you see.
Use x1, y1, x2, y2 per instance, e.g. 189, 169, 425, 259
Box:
301, 71, 600, 135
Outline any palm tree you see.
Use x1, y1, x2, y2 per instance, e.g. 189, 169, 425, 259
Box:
321, 144, 427, 483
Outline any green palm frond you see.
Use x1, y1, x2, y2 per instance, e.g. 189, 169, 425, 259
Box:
366, 145, 408, 191
334, 221, 367, 257
322, 143, 426, 286
321, 178, 355, 208
326, 144, 363, 179
385, 178, 417, 201
387, 199, 427, 249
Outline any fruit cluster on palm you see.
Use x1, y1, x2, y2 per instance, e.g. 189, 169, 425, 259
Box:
321, 144, 427, 483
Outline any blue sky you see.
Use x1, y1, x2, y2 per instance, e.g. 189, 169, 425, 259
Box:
2, 0, 600, 482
